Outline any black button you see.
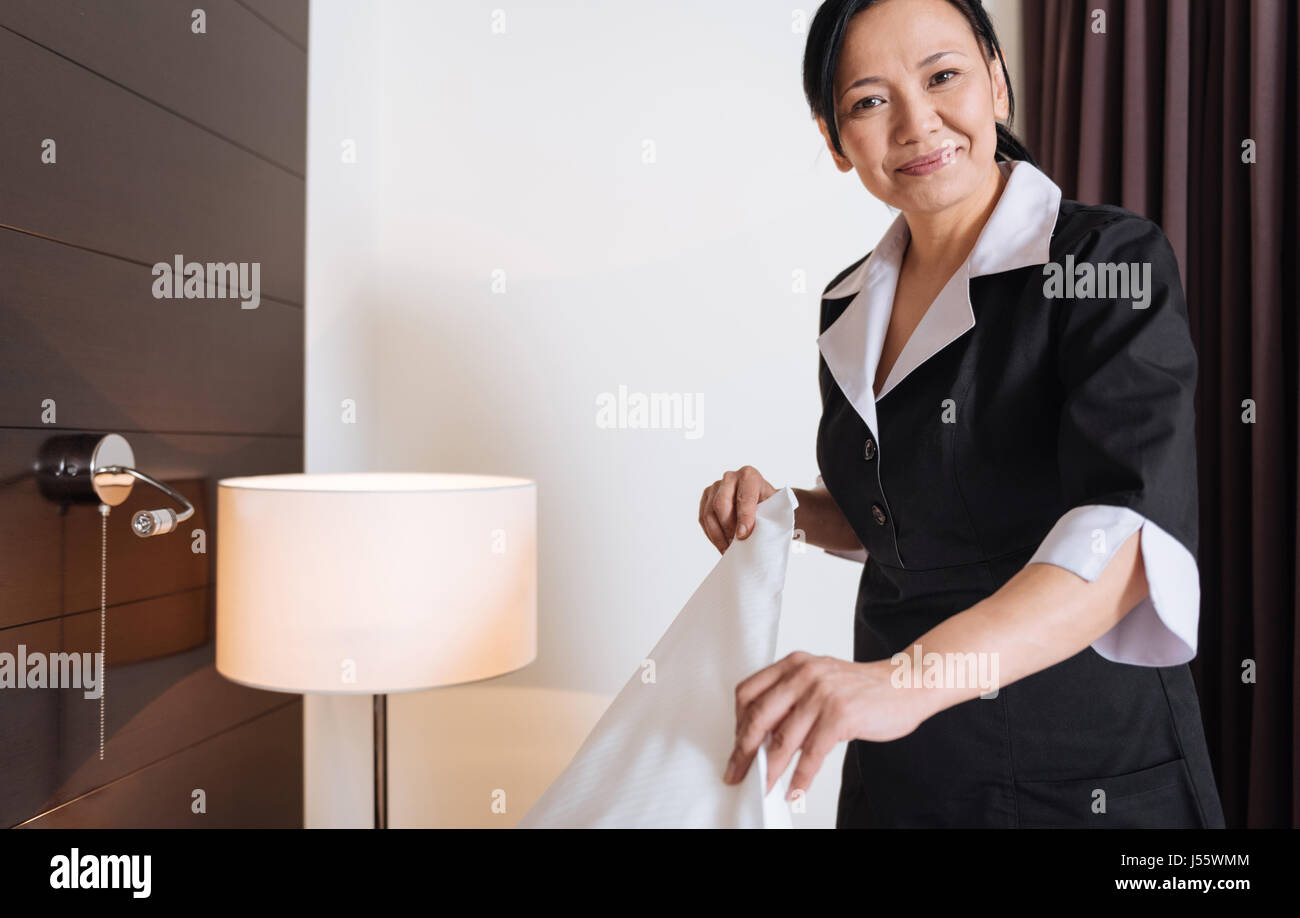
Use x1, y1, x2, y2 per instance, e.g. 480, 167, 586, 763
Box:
871, 503, 887, 525
863, 437, 877, 461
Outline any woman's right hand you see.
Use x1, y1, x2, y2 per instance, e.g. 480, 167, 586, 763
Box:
699, 466, 777, 555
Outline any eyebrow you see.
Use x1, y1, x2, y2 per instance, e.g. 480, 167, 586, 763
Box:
838, 50, 966, 102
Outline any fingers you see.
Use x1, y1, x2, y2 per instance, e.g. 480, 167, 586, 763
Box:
734, 651, 802, 727
699, 466, 776, 553
734, 467, 763, 540
762, 690, 822, 795
698, 487, 729, 554
711, 471, 740, 542
725, 652, 816, 785
784, 716, 837, 799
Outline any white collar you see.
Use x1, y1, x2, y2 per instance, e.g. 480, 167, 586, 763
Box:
817, 159, 1062, 452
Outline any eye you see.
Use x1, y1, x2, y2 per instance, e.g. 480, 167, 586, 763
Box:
931, 69, 960, 85
851, 96, 882, 112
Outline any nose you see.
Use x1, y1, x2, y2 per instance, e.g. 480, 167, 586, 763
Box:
891, 88, 943, 150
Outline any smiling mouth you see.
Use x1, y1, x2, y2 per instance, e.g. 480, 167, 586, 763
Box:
896, 146, 960, 175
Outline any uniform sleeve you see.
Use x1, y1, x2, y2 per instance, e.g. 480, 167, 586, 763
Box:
1027, 505, 1198, 665
1026, 216, 1200, 666
814, 474, 868, 563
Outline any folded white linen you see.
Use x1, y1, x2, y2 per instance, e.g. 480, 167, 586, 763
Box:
517, 488, 799, 828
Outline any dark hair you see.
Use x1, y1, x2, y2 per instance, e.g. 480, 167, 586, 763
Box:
802, 0, 1036, 165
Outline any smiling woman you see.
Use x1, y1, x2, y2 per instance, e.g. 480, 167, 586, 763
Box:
805, 0, 1033, 174
805, 0, 1033, 397
702, 0, 1225, 830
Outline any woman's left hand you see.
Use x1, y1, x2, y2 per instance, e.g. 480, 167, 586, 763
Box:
722, 651, 926, 798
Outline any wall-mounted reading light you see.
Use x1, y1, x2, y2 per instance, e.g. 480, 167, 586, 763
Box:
36, 433, 195, 537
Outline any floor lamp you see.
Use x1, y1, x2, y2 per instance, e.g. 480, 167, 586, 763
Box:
214, 472, 537, 828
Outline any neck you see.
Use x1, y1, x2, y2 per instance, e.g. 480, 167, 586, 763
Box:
901, 160, 1008, 271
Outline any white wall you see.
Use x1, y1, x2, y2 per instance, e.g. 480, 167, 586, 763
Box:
304, 0, 1022, 829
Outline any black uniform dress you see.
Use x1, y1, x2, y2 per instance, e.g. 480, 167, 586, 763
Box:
815, 160, 1225, 828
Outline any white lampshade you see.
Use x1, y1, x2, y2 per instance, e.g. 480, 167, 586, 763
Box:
215, 473, 536, 694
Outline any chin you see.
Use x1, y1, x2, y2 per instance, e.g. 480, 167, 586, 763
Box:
891, 183, 965, 214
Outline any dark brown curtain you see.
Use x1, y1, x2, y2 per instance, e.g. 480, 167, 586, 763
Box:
1020, 0, 1298, 829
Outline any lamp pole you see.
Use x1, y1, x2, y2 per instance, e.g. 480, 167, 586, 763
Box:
374, 694, 387, 829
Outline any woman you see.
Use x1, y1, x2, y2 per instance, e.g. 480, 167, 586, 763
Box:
702, 0, 1225, 828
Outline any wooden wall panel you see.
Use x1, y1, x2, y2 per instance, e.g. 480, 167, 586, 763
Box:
0, 1, 306, 172
0, 228, 304, 434
0, 0, 308, 828
0, 620, 65, 826
0, 428, 302, 631
236, 0, 309, 49
16, 701, 303, 828
0, 594, 296, 827
0, 27, 306, 304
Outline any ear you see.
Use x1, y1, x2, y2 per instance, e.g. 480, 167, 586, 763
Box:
988, 56, 1011, 122
816, 116, 855, 173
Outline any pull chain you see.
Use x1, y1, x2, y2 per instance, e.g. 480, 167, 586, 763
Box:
98, 502, 109, 760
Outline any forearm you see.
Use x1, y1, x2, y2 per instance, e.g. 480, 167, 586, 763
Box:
892, 529, 1149, 724
791, 485, 865, 554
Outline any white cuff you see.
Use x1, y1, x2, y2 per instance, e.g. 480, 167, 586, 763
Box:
1026, 504, 1199, 666
814, 474, 868, 563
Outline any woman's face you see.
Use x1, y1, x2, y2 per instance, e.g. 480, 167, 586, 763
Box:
818, 0, 1010, 215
